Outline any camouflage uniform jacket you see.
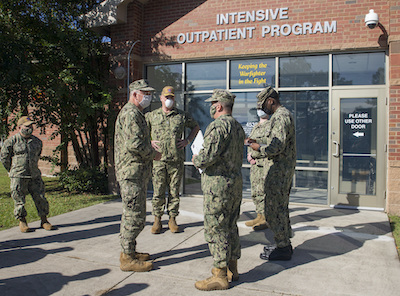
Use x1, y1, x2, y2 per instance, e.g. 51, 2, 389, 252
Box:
248, 120, 273, 167
259, 106, 296, 169
193, 114, 245, 179
146, 107, 198, 162
0, 133, 42, 178
114, 102, 154, 182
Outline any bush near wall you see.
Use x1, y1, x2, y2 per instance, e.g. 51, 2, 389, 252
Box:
58, 166, 108, 194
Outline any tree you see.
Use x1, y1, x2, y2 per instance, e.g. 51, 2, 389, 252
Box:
0, 0, 112, 170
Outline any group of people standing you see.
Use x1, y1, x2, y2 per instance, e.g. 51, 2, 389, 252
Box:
114, 79, 296, 291
0, 78, 295, 291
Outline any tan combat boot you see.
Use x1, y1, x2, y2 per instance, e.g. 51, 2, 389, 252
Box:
135, 252, 150, 261
245, 213, 262, 227
253, 215, 269, 231
120, 252, 153, 272
195, 267, 229, 291
227, 259, 239, 282
168, 216, 179, 233
41, 216, 54, 231
151, 216, 162, 234
19, 217, 31, 233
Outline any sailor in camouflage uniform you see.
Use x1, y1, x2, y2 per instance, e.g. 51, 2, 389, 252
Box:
114, 79, 161, 272
146, 86, 199, 234
192, 89, 245, 291
245, 111, 271, 231
0, 116, 54, 233
248, 86, 296, 261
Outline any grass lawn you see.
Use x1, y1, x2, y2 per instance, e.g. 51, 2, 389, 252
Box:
0, 165, 118, 231
389, 215, 400, 257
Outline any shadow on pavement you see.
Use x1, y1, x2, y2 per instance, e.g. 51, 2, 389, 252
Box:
0, 269, 110, 296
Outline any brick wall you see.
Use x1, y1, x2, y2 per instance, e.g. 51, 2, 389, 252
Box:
140, 0, 389, 61
387, 1, 400, 214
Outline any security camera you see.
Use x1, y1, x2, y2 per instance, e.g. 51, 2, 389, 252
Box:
365, 9, 379, 29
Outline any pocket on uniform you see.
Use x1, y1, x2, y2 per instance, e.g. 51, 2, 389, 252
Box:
13, 143, 27, 155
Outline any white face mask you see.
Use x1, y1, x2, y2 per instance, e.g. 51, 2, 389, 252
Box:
165, 98, 174, 109
139, 94, 152, 109
257, 109, 268, 119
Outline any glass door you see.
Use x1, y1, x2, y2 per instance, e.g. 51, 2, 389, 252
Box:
330, 89, 386, 209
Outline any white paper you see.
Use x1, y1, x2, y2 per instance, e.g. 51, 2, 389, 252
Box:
191, 130, 204, 173
191, 130, 204, 155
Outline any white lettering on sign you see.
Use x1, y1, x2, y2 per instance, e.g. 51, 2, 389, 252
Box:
176, 7, 337, 44
261, 21, 336, 37
216, 8, 289, 25
344, 113, 373, 132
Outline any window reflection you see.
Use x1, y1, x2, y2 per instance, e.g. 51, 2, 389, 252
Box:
185, 94, 213, 162
279, 56, 328, 87
333, 52, 385, 85
186, 61, 226, 91
232, 92, 259, 137
280, 91, 329, 167
339, 98, 377, 195
147, 64, 183, 110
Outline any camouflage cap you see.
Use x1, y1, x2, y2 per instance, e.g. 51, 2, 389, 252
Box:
129, 79, 155, 92
17, 116, 34, 127
256, 86, 278, 109
205, 89, 236, 104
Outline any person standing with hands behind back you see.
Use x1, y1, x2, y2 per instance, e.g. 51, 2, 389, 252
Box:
0, 116, 54, 233
246, 86, 296, 261
146, 86, 199, 234
192, 89, 245, 291
114, 79, 161, 272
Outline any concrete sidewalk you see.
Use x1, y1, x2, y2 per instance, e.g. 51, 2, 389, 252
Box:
0, 196, 399, 296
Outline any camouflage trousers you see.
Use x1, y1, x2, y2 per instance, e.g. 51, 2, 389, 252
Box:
202, 175, 242, 268
264, 165, 294, 248
119, 177, 149, 255
151, 160, 183, 218
250, 164, 265, 215
10, 177, 49, 220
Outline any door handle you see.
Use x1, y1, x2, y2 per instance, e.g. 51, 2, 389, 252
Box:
333, 141, 340, 158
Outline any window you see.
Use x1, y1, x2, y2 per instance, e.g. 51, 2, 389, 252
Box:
186, 61, 226, 91
145, 51, 385, 203
280, 91, 329, 166
230, 58, 275, 89
333, 52, 385, 85
147, 64, 183, 109
279, 55, 328, 87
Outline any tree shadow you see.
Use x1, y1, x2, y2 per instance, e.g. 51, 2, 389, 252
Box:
0, 223, 120, 253
102, 283, 148, 296
236, 222, 386, 286
234, 204, 390, 286
0, 269, 110, 296
0, 246, 73, 269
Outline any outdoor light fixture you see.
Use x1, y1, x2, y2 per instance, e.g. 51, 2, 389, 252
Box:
114, 66, 126, 80
365, 9, 379, 29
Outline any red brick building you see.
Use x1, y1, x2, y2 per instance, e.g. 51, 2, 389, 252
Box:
85, 0, 400, 213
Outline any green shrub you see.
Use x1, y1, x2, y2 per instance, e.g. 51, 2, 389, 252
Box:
58, 166, 108, 194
